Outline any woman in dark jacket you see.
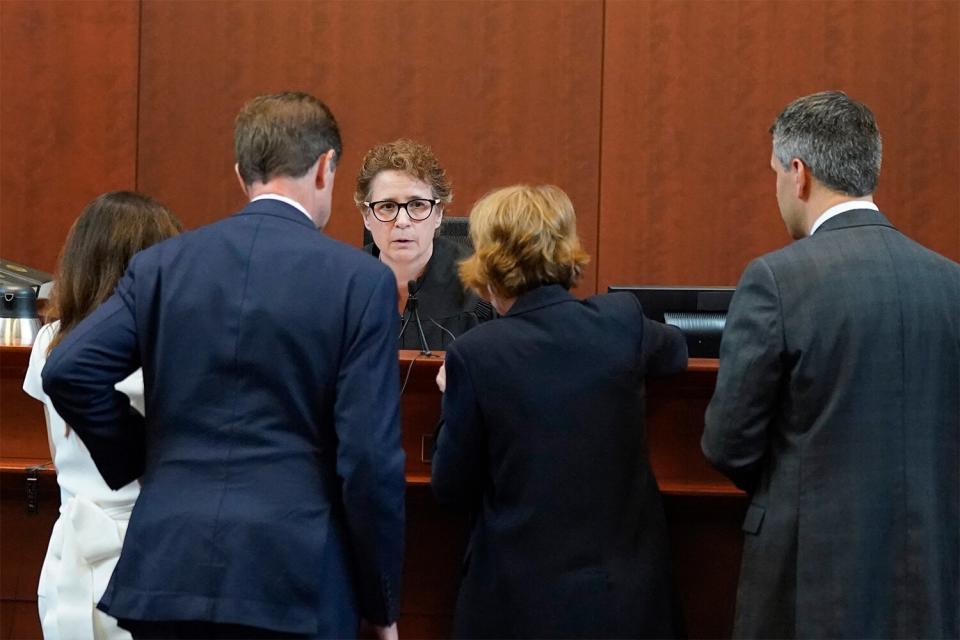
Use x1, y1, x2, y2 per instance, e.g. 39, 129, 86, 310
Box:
431, 184, 688, 639
355, 139, 490, 350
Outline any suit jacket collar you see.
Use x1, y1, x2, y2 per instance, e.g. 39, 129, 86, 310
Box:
815, 208, 895, 234
234, 198, 318, 230
506, 284, 575, 317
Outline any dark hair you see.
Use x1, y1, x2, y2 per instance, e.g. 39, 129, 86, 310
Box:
234, 92, 342, 185
48, 191, 182, 353
770, 90, 882, 197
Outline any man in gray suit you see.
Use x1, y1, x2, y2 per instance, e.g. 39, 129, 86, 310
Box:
703, 91, 959, 638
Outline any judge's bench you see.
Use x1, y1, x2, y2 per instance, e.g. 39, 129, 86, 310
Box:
0, 347, 745, 639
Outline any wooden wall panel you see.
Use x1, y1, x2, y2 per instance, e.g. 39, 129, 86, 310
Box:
137, 0, 604, 292
598, 0, 960, 290
0, 1, 139, 273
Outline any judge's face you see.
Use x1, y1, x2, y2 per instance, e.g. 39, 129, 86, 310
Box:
363, 170, 443, 268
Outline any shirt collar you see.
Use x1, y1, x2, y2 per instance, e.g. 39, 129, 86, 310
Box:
250, 194, 313, 224
809, 200, 879, 235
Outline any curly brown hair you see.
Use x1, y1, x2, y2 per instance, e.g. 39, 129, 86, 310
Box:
354, 139, 452, 209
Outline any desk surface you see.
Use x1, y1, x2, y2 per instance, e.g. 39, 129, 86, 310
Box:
2, 346, 735, 494
0, 347, 741, 639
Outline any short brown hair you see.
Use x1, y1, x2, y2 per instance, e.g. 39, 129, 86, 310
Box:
771, 90, 881, 197
459, 185, 589, 300
235, 92, 342, 186
48, 191, 182, 352
354, 139, 452, 209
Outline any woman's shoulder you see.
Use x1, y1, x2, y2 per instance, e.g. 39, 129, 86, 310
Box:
586, 291, 644, 318
28, 321, 62, 370
35, 320, 60, 347
421, 239, 481, 305
431, 236, 473, 264
23, 322, 60, 400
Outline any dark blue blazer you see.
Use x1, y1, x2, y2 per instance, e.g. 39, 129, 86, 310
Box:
43, 199, 406, 636
432, 285, 688, 639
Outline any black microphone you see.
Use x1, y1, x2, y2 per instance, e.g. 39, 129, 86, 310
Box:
473, 298, 496, 322
406, 280, 432, 355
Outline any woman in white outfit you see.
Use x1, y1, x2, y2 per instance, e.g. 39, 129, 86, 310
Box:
23, 192, 181, 640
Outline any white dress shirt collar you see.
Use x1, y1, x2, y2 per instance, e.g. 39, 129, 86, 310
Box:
809, 200, 879, 235
250, 194, 314, 225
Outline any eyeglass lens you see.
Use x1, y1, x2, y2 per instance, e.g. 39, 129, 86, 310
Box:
372, 199, 434, 221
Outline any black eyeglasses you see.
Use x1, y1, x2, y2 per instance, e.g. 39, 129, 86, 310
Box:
364, 198, 440, 222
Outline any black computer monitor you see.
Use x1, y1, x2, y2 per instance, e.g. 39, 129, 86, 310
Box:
607, 285, 735, 358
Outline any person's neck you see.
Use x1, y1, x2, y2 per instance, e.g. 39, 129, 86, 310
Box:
383, 244, 434, 293
246, 178, 316, 226
804, 190, 874, 235
488, 286, 516, 315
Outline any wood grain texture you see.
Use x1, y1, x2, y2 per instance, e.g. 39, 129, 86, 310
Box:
137, 0, 604, 292
598, 0, 959, 290
0, 471, 58, 640
0, 1, 139, 273
0, 347, 46, 460
0, 600, 43, 640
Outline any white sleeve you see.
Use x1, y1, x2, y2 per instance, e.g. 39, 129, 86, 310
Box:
23, 323, 55, 403
114, 369, 145, 416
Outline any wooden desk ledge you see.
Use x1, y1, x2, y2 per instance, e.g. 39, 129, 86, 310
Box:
658, 479, 744, 498
0, 458, 54, 476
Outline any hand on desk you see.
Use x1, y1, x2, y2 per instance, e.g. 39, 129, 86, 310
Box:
436, 363, 446, 393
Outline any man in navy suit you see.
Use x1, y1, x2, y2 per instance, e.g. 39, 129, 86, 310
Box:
42, 92, 405, 639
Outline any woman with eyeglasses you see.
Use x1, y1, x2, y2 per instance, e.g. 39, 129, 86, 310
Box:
355, 139, 492, 350
431, 185, 688, 639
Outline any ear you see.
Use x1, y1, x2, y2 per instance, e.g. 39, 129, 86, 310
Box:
362, 210, 373, 231
314, 150, 336, 190
434, 204, 444, 230
234, 164, 250, 198
792, 159, 810, 200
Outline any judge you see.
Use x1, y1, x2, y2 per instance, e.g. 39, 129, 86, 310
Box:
356, 139, 491, 350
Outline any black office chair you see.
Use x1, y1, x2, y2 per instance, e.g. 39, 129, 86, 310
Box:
362, 216, 472, 254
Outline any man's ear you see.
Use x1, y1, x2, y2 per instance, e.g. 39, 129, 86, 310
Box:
434, 205, 444, 230
361, 210, 373, 231
793, 159, 810, 200
234, 164, 250, 198
314, 150, 336, 190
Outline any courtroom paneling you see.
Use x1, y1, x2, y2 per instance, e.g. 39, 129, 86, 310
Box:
598, 0, 960, 290
664, 494, 744, 639
1, 471, 58, 640
137, 0, 604, 292
0, 347, 46, 460
0, 1, 139, 273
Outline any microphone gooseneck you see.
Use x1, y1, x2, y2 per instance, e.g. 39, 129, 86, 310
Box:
406, 280, 432, 356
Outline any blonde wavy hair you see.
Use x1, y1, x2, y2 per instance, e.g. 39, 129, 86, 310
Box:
459, 185, 589, 300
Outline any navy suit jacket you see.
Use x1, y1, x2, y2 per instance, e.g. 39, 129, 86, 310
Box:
432, 285, 688, 638
43, 199, 406, 635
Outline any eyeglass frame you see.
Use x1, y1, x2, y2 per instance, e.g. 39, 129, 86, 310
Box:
363, 198, 442, 223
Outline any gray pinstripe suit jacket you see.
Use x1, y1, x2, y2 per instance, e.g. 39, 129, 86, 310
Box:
703, 209, 960, 639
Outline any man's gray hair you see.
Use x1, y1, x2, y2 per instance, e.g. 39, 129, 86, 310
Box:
770, 91, 882, 197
